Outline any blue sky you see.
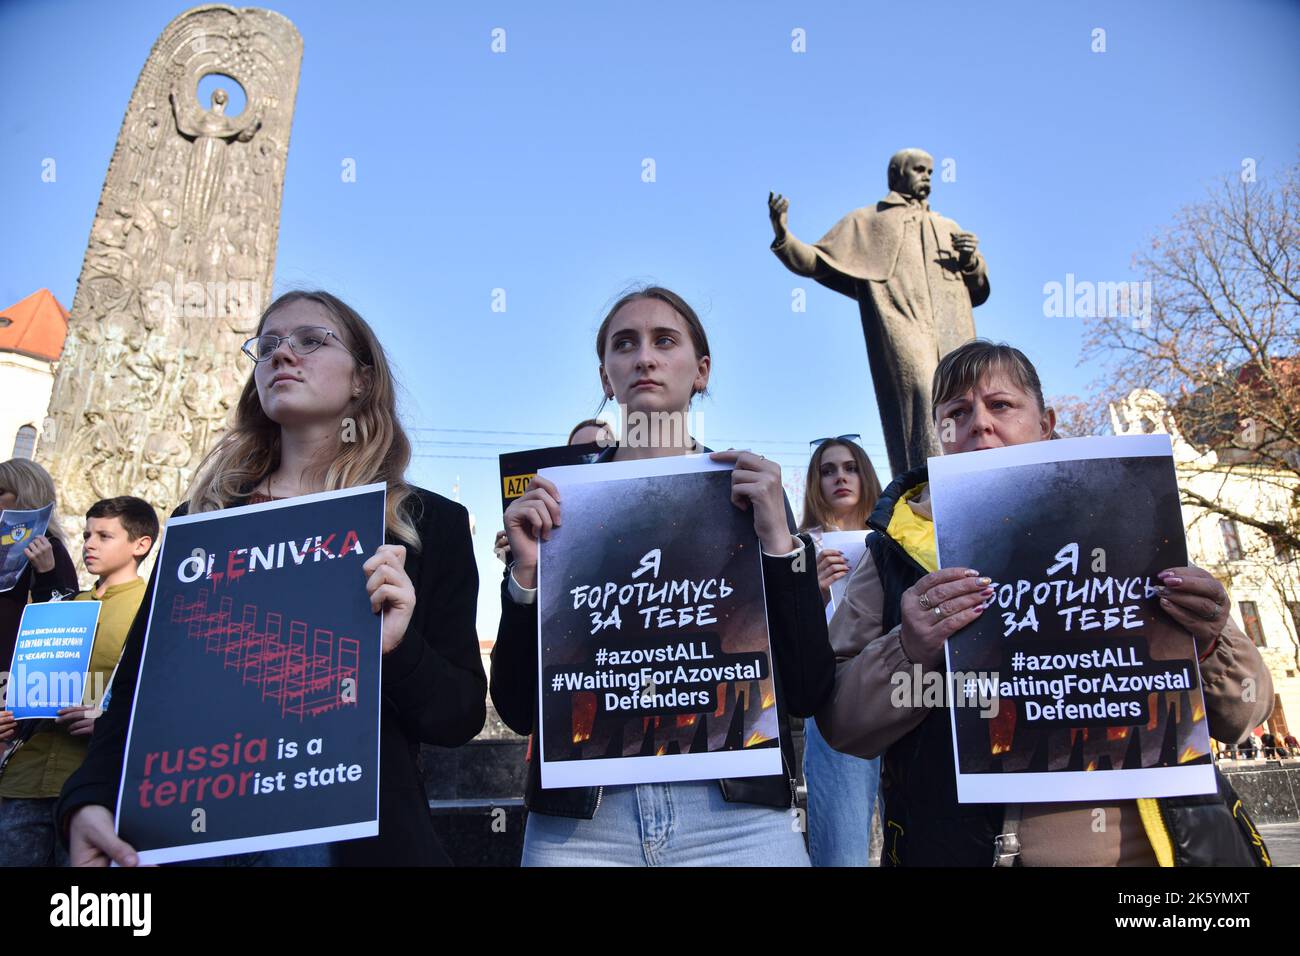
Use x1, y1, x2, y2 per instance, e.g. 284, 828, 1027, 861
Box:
4, 0, 1298, 636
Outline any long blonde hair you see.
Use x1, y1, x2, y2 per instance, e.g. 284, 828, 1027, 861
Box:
184, 290, 422, 550
0, 458, 68, 546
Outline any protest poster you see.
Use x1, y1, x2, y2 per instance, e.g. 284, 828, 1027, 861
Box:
499, 442, 603, 512
821, 530, 869, 619
929, 434, 1215, 803
6, 600, 103, 719
536, 454, 781, 788
115, 484, 386, 864
0, 503, 54, 593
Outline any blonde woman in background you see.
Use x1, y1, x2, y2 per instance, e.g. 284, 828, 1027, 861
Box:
797, 436, 884, 866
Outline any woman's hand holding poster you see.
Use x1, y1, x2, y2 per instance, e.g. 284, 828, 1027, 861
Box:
929, 434, 1216, 803
0, 503, 54, 593
535, 454, 780, 788
116, 484, 386, 863
820, 530, 869, 619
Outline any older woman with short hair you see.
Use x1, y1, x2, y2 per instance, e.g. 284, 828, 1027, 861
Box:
816, 339, 1273, 867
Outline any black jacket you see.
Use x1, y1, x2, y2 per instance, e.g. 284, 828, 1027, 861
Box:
489, 448, 835, 818
868, 466, 1269, 867
57, 486, 487, 866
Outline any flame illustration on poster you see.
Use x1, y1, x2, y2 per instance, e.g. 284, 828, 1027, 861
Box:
928, 435, 1215, 804
535, 454, 781, 788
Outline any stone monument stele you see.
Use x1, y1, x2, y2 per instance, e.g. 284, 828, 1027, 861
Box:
38, 4, 302, 543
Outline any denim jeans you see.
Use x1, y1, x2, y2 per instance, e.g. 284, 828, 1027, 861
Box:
802, 716, 879, 867
522, 780, 810, 866
0, 797, 68, 867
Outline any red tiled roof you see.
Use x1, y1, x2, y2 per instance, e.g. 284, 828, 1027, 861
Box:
0, 288, 69, 362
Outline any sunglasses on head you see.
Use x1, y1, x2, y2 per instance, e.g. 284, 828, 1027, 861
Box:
810, 434, 862, 452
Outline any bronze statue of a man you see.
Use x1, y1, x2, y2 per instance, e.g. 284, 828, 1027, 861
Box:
769, 148, 989, 475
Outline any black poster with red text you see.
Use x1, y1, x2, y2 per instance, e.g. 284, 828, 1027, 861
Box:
116, 484, 385, 863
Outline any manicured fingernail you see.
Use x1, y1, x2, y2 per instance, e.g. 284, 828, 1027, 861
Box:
981, 587, 994, 597
974, 605, 984, 614
1160, 597, 1171, 606
1165, 576, 1182, 586
965, 569, 980, 577
978, 577, 992, 586
1153, 586, 1168, 596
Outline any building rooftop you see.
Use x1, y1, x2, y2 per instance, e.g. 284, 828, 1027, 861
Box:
0, 288, 69, 363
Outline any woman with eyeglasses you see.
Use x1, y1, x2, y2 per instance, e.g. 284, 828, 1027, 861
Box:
797, 435, 885, 867
58, 290, 486, 867
491, 285, 835, 866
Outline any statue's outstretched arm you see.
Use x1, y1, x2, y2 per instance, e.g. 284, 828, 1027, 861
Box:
771, 229, 820, 275
768, 192, 857, 299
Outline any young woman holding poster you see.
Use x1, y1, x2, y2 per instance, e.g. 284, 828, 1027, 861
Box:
797, 437, 884, 867
816, 339, 1274, 866
58, 291, 486, 867
491, 286, 835, 866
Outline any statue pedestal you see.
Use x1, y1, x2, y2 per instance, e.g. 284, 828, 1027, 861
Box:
1220, 758, 1300, 824
420, 703, 528, 866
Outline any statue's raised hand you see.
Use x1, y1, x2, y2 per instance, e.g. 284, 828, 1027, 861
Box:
768, 191, 790, 241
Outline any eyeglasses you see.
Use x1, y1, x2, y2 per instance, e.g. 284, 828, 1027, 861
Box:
810, 434, 862, 452
241, 326, 366, 364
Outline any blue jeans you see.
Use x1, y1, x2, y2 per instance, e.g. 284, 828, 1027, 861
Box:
802, 716, 879, 867
0, 797, 69, 867
522, 780, 810, 866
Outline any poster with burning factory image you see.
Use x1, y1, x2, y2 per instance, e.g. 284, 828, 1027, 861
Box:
929, 435, 1215, 804
536, 454, 781, 788
116, 484, 385, 864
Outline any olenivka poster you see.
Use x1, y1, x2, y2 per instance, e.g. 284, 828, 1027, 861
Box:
536, 454, 781, 788
929, 434, 1215, 803
115, 484, 386, 864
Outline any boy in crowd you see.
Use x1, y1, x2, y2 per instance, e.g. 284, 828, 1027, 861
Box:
0, 496, 158, 866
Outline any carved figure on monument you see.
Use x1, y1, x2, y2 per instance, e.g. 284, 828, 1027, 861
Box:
39, 6, 302, 543
139, 465, 181, 517
73, 410, 134, 504
143, 418, 193, 470
172, 86, 262, 239
123, 102, 164, 197
204, 197, 238, 271
769, 148, 990, 475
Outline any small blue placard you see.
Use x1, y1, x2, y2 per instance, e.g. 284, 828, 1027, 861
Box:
6, 600, 103, 718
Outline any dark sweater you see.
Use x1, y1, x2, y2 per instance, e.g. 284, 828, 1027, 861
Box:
57, 486, 487, 866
